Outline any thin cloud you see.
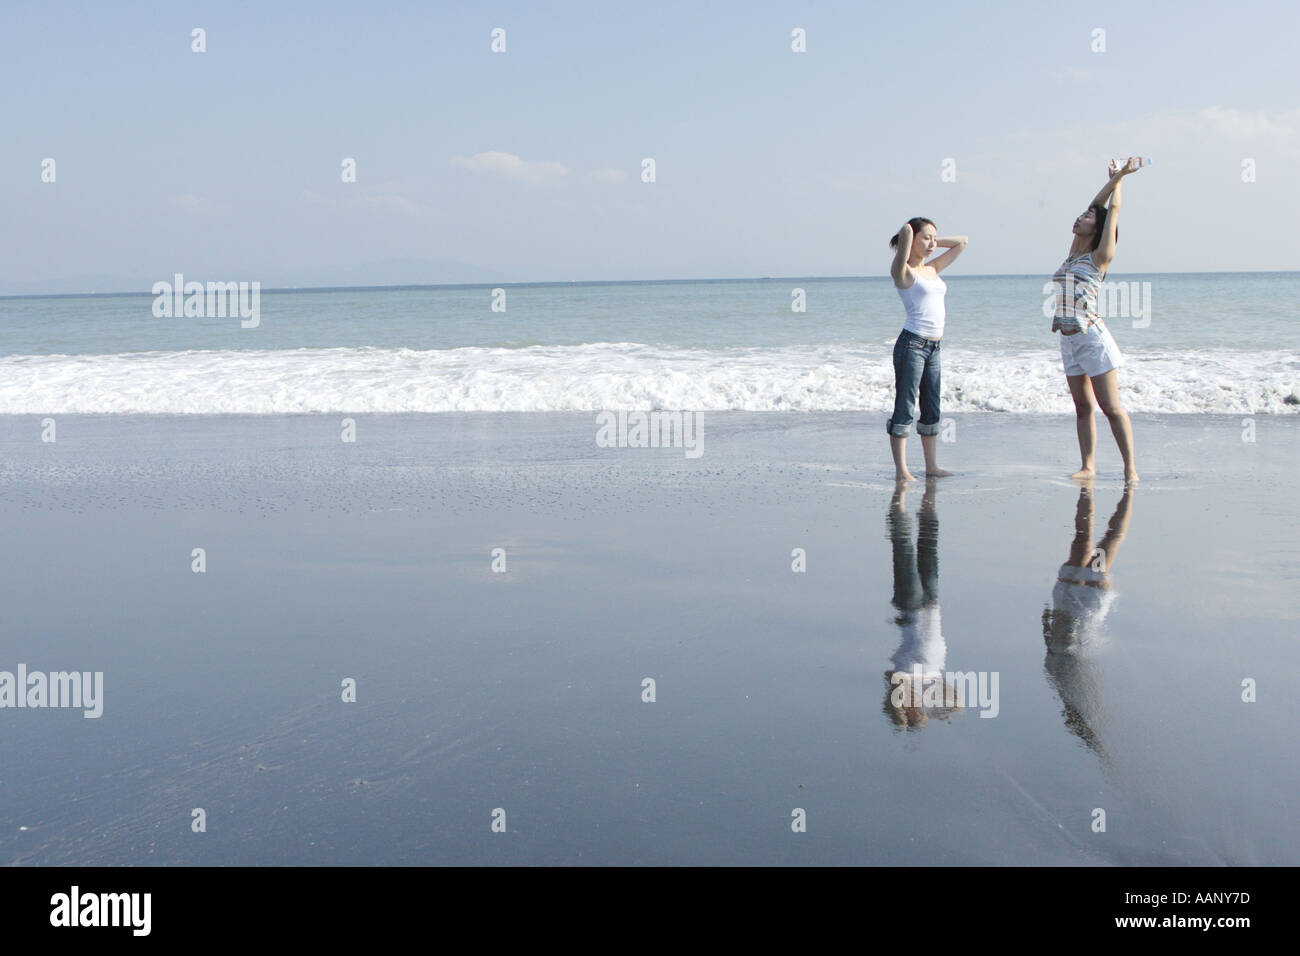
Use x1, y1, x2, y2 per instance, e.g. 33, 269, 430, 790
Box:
169, 194, 217, 215
301, 183, 430, 217
1192, 106, 1298, 140
588, 167, 630, 184
1053, 66, 1098, 84
449, 150, 570, 186
1009, 106, 1300, 151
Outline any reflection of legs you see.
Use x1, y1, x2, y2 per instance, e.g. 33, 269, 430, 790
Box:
1065, 485, 1095, 568
917, 479, 939, 604
1064, 482, 1134, 573
1066, 374, 1097, 479
1094, 488, 1133, 571
1090, 369, 1138, 482
888, 487, 921, 615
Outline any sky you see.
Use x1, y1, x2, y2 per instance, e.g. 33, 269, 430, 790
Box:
2, 0, 1298, 290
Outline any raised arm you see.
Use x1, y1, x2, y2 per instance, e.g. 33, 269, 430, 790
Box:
1093, 158, 1140, 271
1093, 182, 1120, 270
1089, 167, 1126, 209
927, 235, 968, 274
890, 223, 914, 288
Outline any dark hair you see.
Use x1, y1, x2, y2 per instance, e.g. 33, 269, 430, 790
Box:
889, 217, 936, 250
1087, 204, 1117, 251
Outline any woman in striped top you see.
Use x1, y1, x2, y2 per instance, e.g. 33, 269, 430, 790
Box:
1052, 158, 1142, 483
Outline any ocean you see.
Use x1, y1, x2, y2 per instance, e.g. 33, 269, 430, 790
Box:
1, 273, 1296, 415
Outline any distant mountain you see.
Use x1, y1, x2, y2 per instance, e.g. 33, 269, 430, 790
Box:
0, 274, 150, 296
0, 259, 503, 296
262, 258, 504, 289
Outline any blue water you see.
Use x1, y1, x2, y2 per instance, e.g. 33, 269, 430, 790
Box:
0, 275, 1296, 414
3, 273, 1297, 353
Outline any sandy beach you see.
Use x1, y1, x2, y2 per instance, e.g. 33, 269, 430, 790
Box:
0, 411, 1296, 865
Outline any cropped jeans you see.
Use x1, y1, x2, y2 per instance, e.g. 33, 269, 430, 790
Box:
887, 329, 941, 437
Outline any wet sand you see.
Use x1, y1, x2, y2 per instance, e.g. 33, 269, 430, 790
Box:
0, 411, 1296, 864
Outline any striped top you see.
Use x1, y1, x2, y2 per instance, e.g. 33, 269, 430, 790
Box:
1051, 252, 1104, 333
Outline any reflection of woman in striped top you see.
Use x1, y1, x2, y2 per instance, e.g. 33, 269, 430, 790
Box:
1052, 158, 1142, 483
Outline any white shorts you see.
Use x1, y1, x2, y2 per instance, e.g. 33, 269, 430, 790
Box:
1059, 322, 1123, 378
1051, 563, 1117, 646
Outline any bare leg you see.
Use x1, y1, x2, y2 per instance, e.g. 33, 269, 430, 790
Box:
920, 434, 953, 477
1091, 369, 1138, 482
891, 434, 916, 482
1066, 374, 1097, 479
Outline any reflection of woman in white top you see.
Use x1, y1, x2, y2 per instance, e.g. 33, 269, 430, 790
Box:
883, 480, 960, 729
1042, 484, 1133, 759
1052, 159, 1143, 483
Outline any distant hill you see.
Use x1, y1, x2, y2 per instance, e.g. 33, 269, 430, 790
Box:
262, 258, 503, 290
0, 258, 503, 296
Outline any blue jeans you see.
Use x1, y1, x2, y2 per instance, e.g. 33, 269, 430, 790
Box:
887, 329, 941, 437
889, 498, 939, 614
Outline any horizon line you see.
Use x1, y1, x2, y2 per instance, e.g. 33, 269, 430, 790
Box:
2, 269, 1296, 301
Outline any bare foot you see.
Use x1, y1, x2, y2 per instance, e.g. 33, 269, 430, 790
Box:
896, 470, 917, 482
1124, 470, 1140, 484
925, 467, 954, 477
1070, 467, 1095, 480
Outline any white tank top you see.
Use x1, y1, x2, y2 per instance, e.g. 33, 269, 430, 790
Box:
897, 272, 946, 339
891, 606, 945, 677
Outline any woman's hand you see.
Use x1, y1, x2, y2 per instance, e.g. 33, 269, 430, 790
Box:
1090, 160, 1135, 207
1108, 157, 1141, 177
928, 236, 969, 274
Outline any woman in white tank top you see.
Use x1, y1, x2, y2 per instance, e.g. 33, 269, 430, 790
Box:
887, 217, 968, 481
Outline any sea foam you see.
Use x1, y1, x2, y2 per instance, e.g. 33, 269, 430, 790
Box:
0, 344, 1294, 414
